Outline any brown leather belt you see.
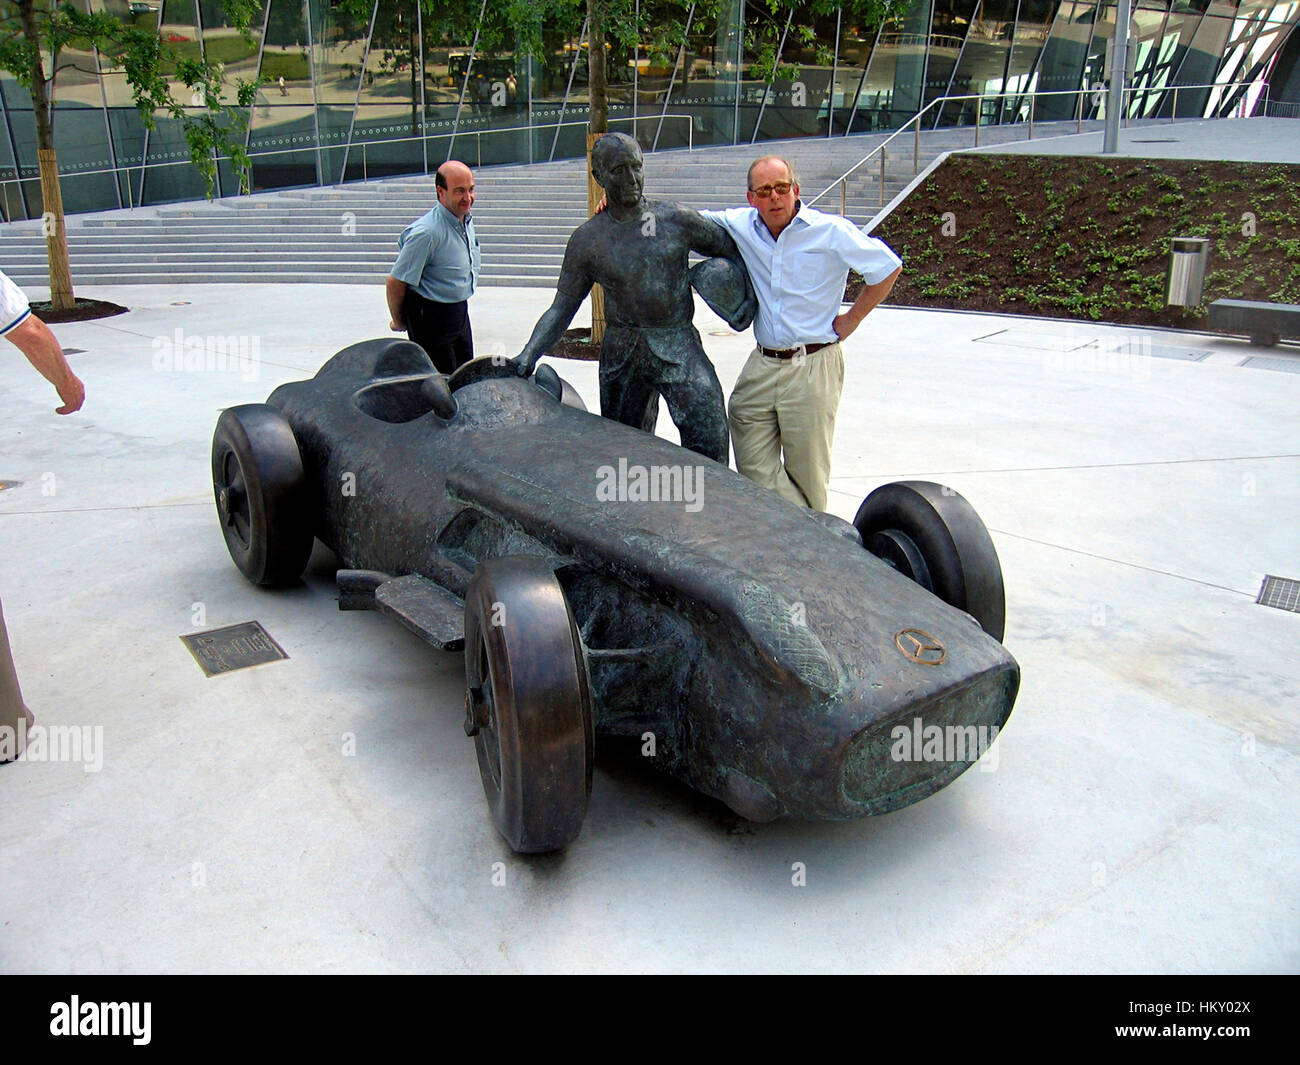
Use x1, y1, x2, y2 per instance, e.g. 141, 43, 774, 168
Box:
761, 342, 832, 359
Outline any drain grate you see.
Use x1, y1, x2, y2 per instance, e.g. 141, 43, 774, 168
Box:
1240, 356, 1300, 374
181, 620, 288, 676
972, 328, 1093, 351
1100, 338, 1212, 361
1257, 576, 1300, 613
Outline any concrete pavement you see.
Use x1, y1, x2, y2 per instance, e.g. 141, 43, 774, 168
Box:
0, 282, 1297, 972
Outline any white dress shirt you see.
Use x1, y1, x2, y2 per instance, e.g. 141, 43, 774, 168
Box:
704, 204, 901, 349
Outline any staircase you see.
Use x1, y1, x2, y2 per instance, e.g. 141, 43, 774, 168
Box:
0, 121, 1103, 289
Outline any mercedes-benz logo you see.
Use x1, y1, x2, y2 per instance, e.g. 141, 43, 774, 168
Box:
894, 628, 946, 666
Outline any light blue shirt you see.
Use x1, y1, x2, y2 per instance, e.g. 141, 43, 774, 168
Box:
704, 204, 901, 348
391, 202, 481, 303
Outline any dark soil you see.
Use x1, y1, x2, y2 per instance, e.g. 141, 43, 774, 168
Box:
549, 327, 600, 361
31, 298, 128, 324
856, 154, 1300, 328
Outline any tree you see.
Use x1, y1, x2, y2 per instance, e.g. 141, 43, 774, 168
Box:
0, 0, 261, 309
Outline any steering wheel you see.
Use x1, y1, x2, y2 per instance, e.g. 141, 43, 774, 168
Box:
448, 356, 525, 393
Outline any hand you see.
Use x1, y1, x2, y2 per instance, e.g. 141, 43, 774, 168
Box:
831, 312, 860, 342
389, 319, 403, 332
510, 354, 535, 378
55, 372, 84, 415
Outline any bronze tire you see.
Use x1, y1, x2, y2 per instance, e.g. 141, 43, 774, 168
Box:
463, 557, 594, 853
854, 481, 1006, 641
212, 404, 313, 587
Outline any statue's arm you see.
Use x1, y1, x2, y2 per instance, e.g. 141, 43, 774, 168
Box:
512, 287, 586, 376
511, 232, 595, 376
682, 207, 758, 330
685, 207, 744, 262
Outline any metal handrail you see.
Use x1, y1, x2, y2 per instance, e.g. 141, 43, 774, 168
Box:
807, 80, 1267, 212
0, 114, 695, 216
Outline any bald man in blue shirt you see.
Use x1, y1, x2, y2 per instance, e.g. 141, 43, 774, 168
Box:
387, 160, 481, 374
705, 156, 901, 511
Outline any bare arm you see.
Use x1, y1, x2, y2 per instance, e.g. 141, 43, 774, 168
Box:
5, 314, 84, 414
833, 266, 901, 343
385, 276, 408, 331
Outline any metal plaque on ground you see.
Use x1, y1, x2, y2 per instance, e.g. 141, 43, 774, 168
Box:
181, 620, 289, 676
1256, 576, 1300, 614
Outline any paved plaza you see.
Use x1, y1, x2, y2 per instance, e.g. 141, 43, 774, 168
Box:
1, 280, 1296, 972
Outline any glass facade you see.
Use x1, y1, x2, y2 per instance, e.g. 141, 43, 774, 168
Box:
1, 0, 1296, 219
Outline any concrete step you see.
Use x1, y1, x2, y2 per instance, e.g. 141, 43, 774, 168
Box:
1, 270, 555, 287
71, 222, 581, 236
0, 120, 1111, 287
0, 249, 565, 266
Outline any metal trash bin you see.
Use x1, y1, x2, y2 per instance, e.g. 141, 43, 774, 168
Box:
1165, 237, 1210, 307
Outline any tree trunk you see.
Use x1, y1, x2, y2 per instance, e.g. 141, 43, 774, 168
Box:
586, 0, 608, 345
38, 150, 74, 310
585, 131, 606, 348
410, 18, 419, 138
588, 0, 607, 133
19, 0, 74, 309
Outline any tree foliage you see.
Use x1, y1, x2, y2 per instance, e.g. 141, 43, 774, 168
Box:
0, 0, 262, 194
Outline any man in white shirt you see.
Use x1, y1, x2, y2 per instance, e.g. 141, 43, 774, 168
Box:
704, 156, 901, 511
1, 268, 84, 763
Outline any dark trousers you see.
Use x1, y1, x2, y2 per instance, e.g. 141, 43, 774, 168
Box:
404, 291, 473, 375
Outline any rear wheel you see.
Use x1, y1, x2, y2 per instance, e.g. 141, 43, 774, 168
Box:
463, 556, 594, 853
854, 481, 1006, 641
211, 404, 313, 587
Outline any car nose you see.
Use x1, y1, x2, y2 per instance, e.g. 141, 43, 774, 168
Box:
836, 659, 1019, 816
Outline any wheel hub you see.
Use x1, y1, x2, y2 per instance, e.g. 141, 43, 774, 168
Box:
866, 529, 933, 592
464, 683, 489, 736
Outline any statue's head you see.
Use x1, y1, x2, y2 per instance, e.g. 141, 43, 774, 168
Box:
591, 132, 644, 210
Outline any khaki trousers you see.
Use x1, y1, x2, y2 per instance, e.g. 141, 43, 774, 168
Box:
727, 342, 844, 511
1, 594, 30, 761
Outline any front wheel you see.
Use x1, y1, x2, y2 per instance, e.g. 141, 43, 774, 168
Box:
463, 557, 594, 853
854, 481, 1007, 641
211, 405, 314, 587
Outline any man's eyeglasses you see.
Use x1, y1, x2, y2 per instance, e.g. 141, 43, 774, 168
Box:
750, 181, 794, 198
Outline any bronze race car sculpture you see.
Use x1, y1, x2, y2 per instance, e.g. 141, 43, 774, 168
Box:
212, 338, 1018, 852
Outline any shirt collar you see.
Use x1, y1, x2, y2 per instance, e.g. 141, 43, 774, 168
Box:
751, 199, 806, 242
437, 202, 470, 227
